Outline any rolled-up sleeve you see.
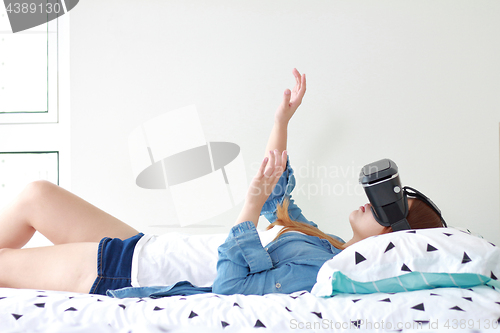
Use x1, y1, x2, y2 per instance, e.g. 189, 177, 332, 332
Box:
212, 221, 273, 295
260, 156, 317, 228
222, 221, 272, 273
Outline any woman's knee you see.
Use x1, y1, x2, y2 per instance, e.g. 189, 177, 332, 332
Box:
9, 181, 59, 225
22, 180, 58, 199
19, 180, 58, 209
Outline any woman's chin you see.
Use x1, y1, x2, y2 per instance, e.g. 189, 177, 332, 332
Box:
348, 210, 357, 225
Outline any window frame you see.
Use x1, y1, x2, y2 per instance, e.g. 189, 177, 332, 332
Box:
0, 9, 59, 124
0, 11, 70, 188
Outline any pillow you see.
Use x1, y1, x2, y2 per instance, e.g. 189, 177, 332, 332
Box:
311, 227, 500, 297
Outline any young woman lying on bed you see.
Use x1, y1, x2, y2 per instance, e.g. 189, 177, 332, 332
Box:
0, 69, 443, 298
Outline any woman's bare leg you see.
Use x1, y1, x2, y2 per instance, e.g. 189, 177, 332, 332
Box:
0, 242, 98, 293
0, 180, 139, 249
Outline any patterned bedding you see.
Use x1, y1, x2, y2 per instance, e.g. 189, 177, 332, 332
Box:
1, 227, 499, 332
1, 285, 499, 332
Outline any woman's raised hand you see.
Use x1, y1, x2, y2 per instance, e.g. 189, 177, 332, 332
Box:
275, 68, 306, 125
247, 150, 288, 207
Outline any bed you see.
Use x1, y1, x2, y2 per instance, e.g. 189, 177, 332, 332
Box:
1, 227, 499, 332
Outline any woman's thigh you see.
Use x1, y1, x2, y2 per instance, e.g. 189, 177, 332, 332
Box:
0, 242, 98, 294
14, 180, 139, 245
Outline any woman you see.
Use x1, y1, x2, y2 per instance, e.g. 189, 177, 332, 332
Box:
0, 69, 443, 297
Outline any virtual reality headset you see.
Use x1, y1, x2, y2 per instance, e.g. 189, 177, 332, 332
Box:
359, 159, 446, 231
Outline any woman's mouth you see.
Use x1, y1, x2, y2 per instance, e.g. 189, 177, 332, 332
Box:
360, 203, 370, 213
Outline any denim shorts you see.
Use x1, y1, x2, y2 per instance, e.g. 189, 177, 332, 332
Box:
89, 233, 144, 295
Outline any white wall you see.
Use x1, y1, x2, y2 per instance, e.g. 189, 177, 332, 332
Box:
70, 0, 500, 245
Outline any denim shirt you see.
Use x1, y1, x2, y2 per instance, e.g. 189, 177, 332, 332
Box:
107, 157, 343, 299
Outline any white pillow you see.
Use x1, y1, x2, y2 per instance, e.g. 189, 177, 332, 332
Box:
311, 227, 500, 297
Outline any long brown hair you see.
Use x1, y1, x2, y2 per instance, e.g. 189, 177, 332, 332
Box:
405, 198, 444, 229
267, 198, 346, 250
269, 197, 443, 249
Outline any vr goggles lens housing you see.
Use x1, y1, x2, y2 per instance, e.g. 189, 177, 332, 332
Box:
359, 159, 446, 231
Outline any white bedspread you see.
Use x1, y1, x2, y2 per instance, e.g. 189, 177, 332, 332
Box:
1, 286, 499, 332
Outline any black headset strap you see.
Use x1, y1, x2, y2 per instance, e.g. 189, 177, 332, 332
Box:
391, 218, 411, 231
403, 186, 447, 227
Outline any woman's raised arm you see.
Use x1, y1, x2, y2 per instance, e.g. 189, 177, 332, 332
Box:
264, 68, 306, 159
234, 69, 306, 228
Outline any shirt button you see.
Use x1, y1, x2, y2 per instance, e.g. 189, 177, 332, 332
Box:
275, 283, 281, 289
264, 247, 268, 251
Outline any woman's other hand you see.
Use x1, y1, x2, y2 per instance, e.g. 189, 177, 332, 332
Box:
247, 150, 288, 207
234, 150, 287, 227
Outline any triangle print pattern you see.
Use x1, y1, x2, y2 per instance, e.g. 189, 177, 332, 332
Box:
355, 252, 366, 265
